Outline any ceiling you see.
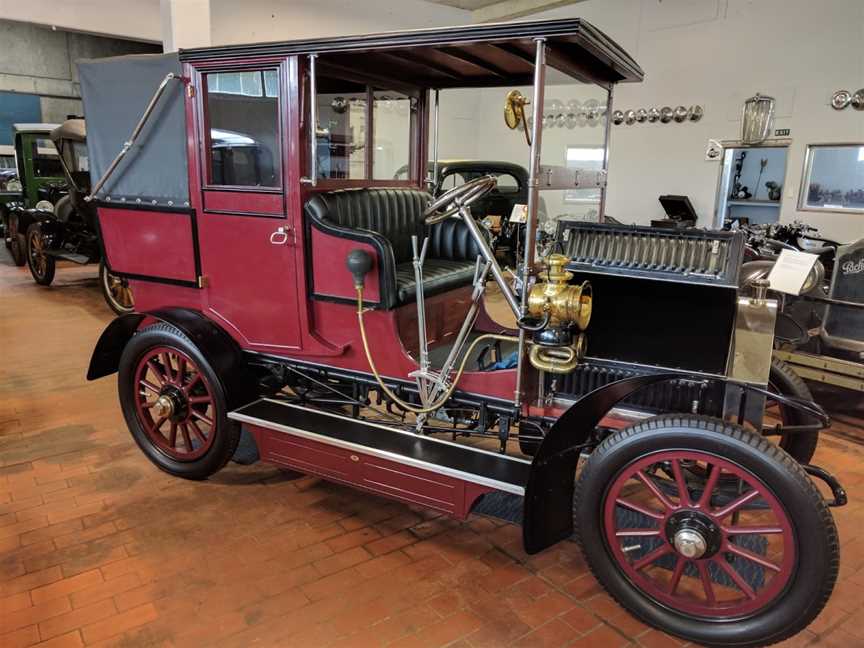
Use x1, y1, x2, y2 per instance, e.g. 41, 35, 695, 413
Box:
423, 0, 586, 22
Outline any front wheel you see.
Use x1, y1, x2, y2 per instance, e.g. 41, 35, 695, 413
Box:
118, 323, 241, 480
26, 223, 55, 285
574, 415, 838, 648
99, 261, 134, 315
8, 213, 26, 266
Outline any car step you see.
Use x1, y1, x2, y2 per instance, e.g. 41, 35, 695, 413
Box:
229, 398, 530, 519
45, 250, 89, 264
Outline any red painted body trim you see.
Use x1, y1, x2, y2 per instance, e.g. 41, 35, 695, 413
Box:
249, 424, 492, 518
99, 207, 197, 282
202, 190, 284, 216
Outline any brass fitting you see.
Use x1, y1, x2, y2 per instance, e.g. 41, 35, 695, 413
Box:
529, 333, 586, 374
527, 254, 592, 330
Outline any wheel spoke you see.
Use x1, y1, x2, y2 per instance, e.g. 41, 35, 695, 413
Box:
168, 422, 178, 448
697, 561, 716, 604
181, 424, 194, 451
188, 395, 212, 405
670, 459, 691, 506
153, 415, 167, 432
697, 463, 722, 508
140, 379, 161, 395
635, 470, 676, 511
723, 525, 784, 535
184, 373, 202, 394
669, 557, 687, 595
188, 420, 208, 443
615, 498, 664, 521
615, 529, 661, 537
717, 558, 757, 600
191, 409, 213, 427
632, 544, 672, 572
712, 489, 760, 520
160, 353, 174, 383
175, 357, 187, 385
724, 542, 782, 573
147, 360, 167, 386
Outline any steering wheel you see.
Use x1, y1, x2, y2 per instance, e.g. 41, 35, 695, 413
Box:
424, 175, 497, 225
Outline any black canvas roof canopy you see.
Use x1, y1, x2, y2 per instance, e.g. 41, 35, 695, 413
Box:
179, 18, 643, 89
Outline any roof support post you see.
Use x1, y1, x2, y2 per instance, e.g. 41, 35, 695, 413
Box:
514, 37, 546, 408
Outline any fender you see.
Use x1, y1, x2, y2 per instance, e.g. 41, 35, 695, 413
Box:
86, 308, 257, 410
522, 373, 682, 554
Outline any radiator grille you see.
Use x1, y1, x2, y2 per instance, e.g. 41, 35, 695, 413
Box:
560, 223, 743, 285
552, 362, 724, 416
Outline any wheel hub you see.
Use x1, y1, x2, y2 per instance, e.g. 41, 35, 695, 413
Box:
154, 386, 188, 422
665, 510, 722, 560
673, 529, 707, 559
152, 395, 175, 419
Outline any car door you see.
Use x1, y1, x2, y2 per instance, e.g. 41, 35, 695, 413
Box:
191, 61, 302, 352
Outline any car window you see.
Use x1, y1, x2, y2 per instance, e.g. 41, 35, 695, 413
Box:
204, 69, 281, 188
493, 172, 520, 193
31, 139, 63, 177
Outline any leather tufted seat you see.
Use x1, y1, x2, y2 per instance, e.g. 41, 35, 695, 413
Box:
305, 187, 483, 308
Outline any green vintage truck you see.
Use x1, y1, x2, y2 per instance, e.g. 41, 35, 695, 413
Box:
1, 124, 67, 266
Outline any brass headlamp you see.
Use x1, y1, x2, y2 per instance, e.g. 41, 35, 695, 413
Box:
526, 254, 592, 374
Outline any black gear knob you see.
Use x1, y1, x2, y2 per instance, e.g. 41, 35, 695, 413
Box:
346, 249, 373, 289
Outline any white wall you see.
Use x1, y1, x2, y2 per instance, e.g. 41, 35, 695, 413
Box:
526, 0, 864, 242
210, 0, 470, 44
0, 0, 161, 42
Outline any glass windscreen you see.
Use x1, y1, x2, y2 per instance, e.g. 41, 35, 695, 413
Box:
434, 71, 609, 236
31, 139, 63, 177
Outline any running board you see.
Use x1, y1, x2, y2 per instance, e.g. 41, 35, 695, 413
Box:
46, 250, 89, 264
229, 399, 529, 519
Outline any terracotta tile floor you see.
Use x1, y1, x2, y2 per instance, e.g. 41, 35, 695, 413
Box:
1, 248, 863, 648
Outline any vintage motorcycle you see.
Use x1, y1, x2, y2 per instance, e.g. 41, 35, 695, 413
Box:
80, 19, 845, 647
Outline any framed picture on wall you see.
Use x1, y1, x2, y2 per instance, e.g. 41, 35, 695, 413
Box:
564, 145, 604, 204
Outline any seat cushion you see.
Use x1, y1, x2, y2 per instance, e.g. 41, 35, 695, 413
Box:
395, 259, 476, 304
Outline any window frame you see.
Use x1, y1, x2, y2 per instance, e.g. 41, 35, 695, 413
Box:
306, 66, 423, 190
197, 60, 287, 194
798, 142, 864, 215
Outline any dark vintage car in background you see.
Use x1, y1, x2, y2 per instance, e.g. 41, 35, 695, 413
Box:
20, 119, 134, 314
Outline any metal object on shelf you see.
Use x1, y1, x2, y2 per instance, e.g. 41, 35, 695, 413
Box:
624, 109, 636, 125
635, 108, 648, 123
688, 105, 704, 121
647, 107, 660, 122
673, 106, 688, 122
852, 89, 864, 110
660, 106, 673, 123
611, 110, 624, 125
831, 90, 851, 110
741, 93, 775, 144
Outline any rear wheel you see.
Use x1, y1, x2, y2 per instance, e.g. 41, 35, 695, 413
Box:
574, 415, 838, 647
100, 261, 134, 315
8, 213, 26, 266
26, 223, 55, 284
118, 323, 241, 480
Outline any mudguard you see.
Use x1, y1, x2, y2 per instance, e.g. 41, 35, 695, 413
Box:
522, 373, 681, 554
86, 308, 257, 410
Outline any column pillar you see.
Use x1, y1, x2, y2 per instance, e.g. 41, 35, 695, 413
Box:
160, 0, 211, 52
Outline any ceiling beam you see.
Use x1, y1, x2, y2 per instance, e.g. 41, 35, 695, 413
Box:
473, 0, 588, 23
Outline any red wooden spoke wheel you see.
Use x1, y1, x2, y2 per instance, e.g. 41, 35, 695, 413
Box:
603, 450, 795, 619
133, 346, 216, 461
575, 416, 838, 647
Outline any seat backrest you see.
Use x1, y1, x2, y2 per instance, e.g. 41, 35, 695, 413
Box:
305, 188, 429, 264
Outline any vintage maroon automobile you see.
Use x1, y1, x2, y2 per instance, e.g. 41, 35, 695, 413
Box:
81, 19, 845, 647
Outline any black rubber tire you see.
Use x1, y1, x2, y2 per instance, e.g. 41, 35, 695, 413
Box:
769, 357, 818, 464
99, 261, 135, 315
117, 322, 241, 480
8, 214, 26, 266
26, 223, 55, 285
574, 414, 839, 648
